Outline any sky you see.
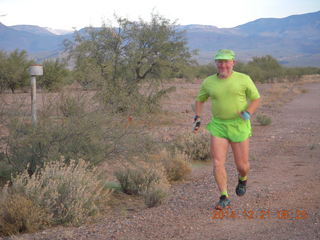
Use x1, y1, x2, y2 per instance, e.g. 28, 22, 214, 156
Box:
0, 0, 319, 30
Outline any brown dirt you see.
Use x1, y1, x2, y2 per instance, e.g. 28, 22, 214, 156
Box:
2, 76, 320, 240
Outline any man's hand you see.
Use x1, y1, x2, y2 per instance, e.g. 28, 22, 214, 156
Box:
193, 115, 201, 133
240, 111, 251, 120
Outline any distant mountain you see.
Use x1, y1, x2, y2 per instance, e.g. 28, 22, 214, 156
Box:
0, 11, 319, 66
235, 11, 320, 35
10, 25, 55, 36
10, 24, 73, 35
0, 22, 73, 61
183, 11, 320, 66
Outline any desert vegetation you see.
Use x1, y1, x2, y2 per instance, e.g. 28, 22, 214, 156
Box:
0, 14, 195, 236
0, 13, 319, 238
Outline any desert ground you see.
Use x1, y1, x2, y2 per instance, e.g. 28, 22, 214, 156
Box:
1, 75, 320, 240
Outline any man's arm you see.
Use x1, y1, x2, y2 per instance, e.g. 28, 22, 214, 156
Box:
195, 101, 205, 117
241, 98, 261, 120
246, 98, 261, 115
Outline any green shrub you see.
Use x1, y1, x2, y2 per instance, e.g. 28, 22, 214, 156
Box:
234, 55, 320, 83
6, 114, 107, 175
37, 59, 70, 91
256, 114, 272, 126
0, 49, 32, 93
245, 55, 284, 83
193, 63, 217, 79
0, 160, 13, 184
0, 194, 50, 236
2, 158, 111, 226
104, 181, 122, 192
58, 92, 86, 117
2, 91, 160, 177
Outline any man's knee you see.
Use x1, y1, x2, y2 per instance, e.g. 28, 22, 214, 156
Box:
237, 161, 250, 173
213, 158, 225, 168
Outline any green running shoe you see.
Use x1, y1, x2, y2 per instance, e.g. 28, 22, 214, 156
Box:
236, 179, 247, 196
215, 195, 231, 210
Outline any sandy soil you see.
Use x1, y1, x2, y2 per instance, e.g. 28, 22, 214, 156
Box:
2, 76, 320, 240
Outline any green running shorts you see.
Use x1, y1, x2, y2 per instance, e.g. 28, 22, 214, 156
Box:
206, 117, 252, 142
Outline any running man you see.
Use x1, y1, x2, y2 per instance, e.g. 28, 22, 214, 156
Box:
193, 49, 261, 209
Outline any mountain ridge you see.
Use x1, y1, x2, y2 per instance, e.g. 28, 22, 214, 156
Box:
0, 11, 319, 66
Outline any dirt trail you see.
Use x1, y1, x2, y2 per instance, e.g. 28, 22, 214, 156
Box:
6, 81, 320, 240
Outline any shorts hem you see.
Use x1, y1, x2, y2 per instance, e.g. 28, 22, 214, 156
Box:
207, 130, 251, 142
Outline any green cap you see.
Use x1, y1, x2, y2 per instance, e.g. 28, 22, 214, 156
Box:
214, 49, 235, 60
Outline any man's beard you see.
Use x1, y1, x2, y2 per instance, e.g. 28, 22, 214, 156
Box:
218, 70, 232, 78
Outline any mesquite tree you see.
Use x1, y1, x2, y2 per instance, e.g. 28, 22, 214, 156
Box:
65, 14, 194, 113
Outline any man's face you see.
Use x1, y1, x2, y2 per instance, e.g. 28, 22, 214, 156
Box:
215, 59, 235, 78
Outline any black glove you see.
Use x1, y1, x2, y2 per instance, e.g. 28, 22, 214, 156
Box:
193, 115, 201, 131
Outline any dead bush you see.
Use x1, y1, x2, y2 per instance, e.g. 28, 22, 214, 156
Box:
143, 186, 168, 208
172, 133, 211, 161
115, 162, 170, 207
0, 194, 50, 236
155, 148, 191, 182
256, 114, 272, 126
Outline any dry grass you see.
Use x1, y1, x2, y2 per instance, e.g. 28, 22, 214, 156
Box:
107, 191, 145, 216
0, 194, 50, 236
152, 148, 191, 182
171, 132, 211, 162
259, 75, 320, 108
261, 83, 292, 107
260, 82, 301, 108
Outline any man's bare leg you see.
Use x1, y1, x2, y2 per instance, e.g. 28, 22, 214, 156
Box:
211, 136, 229, 194
230, 139, 250, 177
231, 139, 250, 196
